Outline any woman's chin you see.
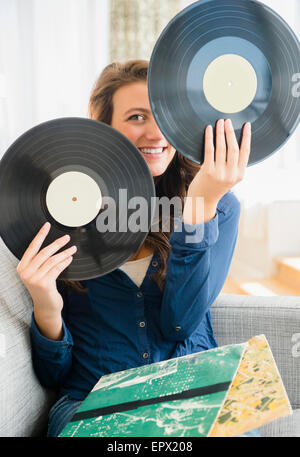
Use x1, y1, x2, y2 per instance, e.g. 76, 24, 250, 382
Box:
148, 164, 168, 177
145, 156, 174, 177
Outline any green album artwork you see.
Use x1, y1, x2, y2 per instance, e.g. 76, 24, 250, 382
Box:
60, 343, 246, 437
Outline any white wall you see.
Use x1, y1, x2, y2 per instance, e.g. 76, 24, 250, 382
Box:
230, 199, 300, 280
0, 0, 110, 157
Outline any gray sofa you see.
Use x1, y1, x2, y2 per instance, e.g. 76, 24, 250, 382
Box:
0, 237, 299, 437
212, 293, 300, 437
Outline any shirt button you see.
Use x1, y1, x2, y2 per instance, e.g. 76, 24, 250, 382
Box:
143, 352, 149, 359
139, 321, 146, 328
152, 260, 158, 267
137, 291, 143, 298
175, 326, 181, 331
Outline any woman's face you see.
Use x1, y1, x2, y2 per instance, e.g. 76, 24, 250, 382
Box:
111, 82, 176, 177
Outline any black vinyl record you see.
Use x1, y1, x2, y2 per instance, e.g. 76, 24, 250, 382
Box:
148, 0, 300, 165
0, 118, 156, 280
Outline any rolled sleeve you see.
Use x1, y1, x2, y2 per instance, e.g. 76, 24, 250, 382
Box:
30, 313, 74, 390
170, 212, 219, 249
160, 192, 240, 342
30, 314, 73, 360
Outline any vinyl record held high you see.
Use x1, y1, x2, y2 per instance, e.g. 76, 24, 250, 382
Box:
148, 0, 300, 165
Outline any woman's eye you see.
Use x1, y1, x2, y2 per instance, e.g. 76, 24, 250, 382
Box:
128, 114, 144, 121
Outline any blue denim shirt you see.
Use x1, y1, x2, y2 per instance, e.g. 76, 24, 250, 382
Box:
30, 192, 240, 401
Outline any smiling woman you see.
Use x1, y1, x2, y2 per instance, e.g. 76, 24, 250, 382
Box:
88, 59, 199, 277
20, 59, 254, 437
111, 82, 177, 177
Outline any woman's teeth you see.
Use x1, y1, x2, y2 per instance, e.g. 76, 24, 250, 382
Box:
140, 148, 164, 154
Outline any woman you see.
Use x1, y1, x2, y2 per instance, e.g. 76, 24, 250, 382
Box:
17, 60, 257, 437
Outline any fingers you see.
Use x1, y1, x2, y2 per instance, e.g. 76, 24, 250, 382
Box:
225, 119, 239, 168
45, 256, 74, 282
203, 125, 214, 167
17, 223, 75, 283
26, 233, 73, 275
33, 245, 77, 280
239, 122, 252, 169
215, 119, 226, 164
19, 222, 51, 270
207, 119, 251, 170
16, 222, 78, 287
208, 119, 240, 168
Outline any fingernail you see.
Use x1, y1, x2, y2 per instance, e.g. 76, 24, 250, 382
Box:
227, 119, 233, 130
44, 222, 51, 229
219, 119, 224, 127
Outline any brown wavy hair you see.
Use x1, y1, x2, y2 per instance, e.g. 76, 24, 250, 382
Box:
63, 60, 200, 293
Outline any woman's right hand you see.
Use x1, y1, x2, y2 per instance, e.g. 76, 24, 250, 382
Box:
17, 222, 77, 314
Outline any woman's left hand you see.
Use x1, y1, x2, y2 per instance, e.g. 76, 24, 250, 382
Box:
183, 119, 251, 224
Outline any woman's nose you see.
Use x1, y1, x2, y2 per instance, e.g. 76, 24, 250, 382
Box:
145, 118, 166, 141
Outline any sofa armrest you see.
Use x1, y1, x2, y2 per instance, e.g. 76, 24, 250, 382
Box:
211, 293, 300, 409
0, 237, 55, 437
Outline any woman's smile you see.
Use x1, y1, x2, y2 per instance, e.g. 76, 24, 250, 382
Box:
111, 82, 176, 176
138, 146, 168, 159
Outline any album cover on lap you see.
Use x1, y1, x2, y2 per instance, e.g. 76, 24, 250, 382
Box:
59, 335, 292, 437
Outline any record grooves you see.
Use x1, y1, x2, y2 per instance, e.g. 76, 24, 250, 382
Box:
148, 0, 300, 165
0, 118, 156, 280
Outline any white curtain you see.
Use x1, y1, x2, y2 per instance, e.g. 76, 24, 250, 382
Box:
110, 0, 182, 61
0, 0, 110, 157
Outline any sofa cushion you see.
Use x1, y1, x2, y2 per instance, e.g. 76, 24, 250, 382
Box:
212, 293, 300, 437
259, 408, 300, 437
0, 237, 55, 437
212, 293, 300, 411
